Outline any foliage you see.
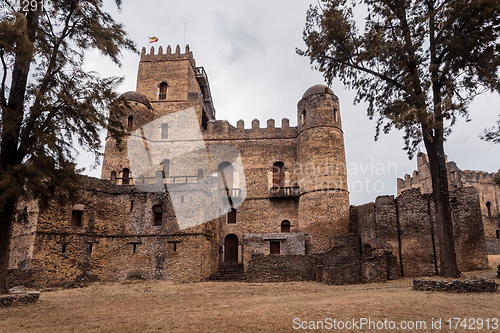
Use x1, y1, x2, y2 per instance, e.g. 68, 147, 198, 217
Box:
298, 0, 500, 158
0, 0, 135, 293
298, 0, 500, 277
481, 118, 500, 144
0, 0, 135, 208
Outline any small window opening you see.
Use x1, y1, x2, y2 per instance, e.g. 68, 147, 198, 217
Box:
162, 159, 170, 177
88, 243, 93, 253
334, 108, 338, 122
128, 115, 133, 129
122, 168, 130, 185
130, 200, 134, 212
161, 123, 169, 139
61, 243, 67, 253
486, 201, 492, 217
301, 110, 306, 125
71, 210, 83, 227
171, 242, 177, 252
159, 82, 168, 100
197, 169, 204, 181
281, 220, 291, 233
227, 208, 237, 224
270, 241, 280, 255
153, 205, 163, 226
111, 171, 117, 180
450, 197, 458, 204
132, 243, 138, 254
496, 229, 500, 240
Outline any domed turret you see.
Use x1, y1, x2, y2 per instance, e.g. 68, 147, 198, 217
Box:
101, 91, 155, 182
296, 84, 350, 252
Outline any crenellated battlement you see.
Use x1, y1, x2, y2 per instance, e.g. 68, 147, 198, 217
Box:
140, 44, 195, 66
203, 118, 298, 140
397, 153, 497, 196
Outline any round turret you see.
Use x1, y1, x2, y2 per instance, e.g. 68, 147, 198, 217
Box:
101, 91, 155, 182
296, 85, 350, 252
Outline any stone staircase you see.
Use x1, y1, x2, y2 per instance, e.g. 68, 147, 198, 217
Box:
210, 264, 246, 281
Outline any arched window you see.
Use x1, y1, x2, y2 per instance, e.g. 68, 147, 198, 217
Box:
272, 161, 285, 188
162, 159, 170, 177
122, 168, 130, 185
152, 205, 163, 226
128, 116, 133, 129
227, 208, 237, 224
486, 201, 492, 217
110, 171, 117, 180
218, 162, 233, 190
159, 82, 168, 100
161, 123, 168, 139
281, 220, 290, 233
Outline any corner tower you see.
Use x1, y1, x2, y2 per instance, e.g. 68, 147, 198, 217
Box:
297, 85, 350, 252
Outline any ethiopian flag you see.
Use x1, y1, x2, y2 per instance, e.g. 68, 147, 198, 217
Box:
149, 36, 159, 43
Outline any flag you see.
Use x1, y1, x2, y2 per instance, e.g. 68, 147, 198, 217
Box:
149, 36, 159, 43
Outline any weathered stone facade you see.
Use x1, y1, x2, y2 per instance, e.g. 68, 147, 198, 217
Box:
398, 152, 500, 253
7, 46, 489, 287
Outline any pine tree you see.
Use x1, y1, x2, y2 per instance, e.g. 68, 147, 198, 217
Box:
0, 0, 135, 294
298, 0, 500, 277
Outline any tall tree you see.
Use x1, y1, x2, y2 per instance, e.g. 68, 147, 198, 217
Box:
298, 0, 500, 277
0, 0, 135, 293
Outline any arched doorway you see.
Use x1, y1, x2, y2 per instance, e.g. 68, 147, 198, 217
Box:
224, 234, 238, 265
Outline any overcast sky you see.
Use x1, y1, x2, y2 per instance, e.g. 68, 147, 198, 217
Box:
78, 0, 499, 205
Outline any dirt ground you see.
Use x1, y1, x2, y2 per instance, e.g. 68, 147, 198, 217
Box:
1, 256, 500, 333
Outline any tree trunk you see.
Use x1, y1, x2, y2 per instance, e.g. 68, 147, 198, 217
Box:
423, 134, 460, 278
0, 197, 17, 294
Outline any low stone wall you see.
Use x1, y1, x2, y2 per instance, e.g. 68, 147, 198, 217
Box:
246, 255, 316, 282
0, 292, 40, 307
413, 278, 498, 293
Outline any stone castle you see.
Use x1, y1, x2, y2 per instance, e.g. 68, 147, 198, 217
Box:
7, 46, 496, 287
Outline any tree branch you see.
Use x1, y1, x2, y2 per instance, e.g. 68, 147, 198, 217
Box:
0, 51, 8, 107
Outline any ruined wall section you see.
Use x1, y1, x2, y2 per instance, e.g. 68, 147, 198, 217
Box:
8, 200, 39, 270
352, 187, 488, 277
397, 153, 500, 252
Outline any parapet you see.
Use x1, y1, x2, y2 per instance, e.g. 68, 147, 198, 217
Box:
203, 117, 297, 140
140, 44, 195, 66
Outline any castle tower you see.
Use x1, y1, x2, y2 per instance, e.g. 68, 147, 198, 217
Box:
136, 44, 215, 127
296, 85, 350, 252
101, 45, 216, 183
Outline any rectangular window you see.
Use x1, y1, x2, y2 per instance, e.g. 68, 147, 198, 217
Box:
270, 241, 280, 255
71, 210, 83, 227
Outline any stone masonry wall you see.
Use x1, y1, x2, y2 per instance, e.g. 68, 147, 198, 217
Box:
9, 176, 220, 288
352, 187, 489, 277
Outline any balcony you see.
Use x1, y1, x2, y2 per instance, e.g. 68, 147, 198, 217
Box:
220, 188, 242, 200
269, 187, 300, 198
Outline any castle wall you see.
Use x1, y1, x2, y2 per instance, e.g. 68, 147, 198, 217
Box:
352, 187, 488, 277
397, 153, 500, 253
9, 176, 220, 287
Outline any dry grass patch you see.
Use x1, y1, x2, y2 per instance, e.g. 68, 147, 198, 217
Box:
1, 262, 499, 332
